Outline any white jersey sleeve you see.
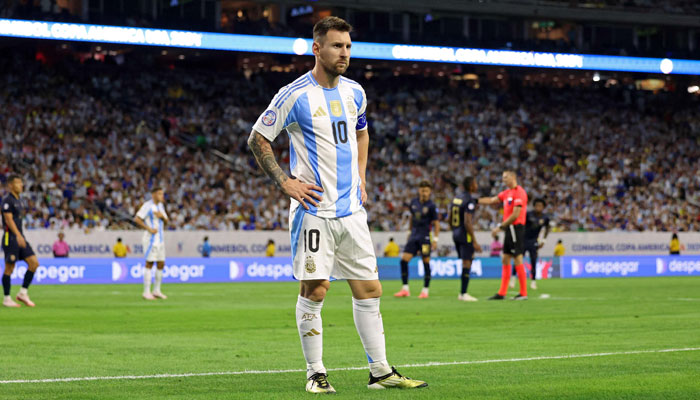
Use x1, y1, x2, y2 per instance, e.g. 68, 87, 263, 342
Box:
135, 202, 151, 220
253, 74, 313, 142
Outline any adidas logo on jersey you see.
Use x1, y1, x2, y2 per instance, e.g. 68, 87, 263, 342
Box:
312, 107, 327, 117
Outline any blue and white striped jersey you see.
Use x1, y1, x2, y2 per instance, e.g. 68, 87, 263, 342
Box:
253, 71, 368, 219
135, 199, 168, 245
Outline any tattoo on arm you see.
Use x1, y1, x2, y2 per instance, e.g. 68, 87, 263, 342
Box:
248, 131, 289, 190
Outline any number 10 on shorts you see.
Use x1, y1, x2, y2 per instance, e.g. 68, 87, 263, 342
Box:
304, 229, 320, 253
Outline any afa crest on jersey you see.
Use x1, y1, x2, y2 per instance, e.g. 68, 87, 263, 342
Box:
345, 97, 356, 116
330, 100, 343, 117
305, 256, 316, 273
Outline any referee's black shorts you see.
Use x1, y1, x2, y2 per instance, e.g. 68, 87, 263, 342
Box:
503, 225, 525, 256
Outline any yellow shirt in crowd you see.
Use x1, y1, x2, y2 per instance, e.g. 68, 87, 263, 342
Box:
113, 242, 127, 258
266, 243, 276, 257
670, 238, 680, 253
384, 241, 400, 257
553, 243, 565, 257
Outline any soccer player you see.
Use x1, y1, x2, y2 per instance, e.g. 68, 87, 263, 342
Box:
450, 177, 481, 302
394, 181, 439, 299
479, 171, 528, 300
248, 16, 426, 394
1, 175, 39, 307
524, 198, 550, 290
134, 187, 169, 300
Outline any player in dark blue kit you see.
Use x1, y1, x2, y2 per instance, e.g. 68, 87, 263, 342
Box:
394, 181, 440, 299
450, 177, 482, 302
524, 198, 550, 290
2, 175, 40, 308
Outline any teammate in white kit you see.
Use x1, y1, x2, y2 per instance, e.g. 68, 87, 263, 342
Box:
248, 16, 427, 394
134, 187, 169, 300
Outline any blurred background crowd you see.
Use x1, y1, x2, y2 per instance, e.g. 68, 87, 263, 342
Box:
1, 49, 698, 233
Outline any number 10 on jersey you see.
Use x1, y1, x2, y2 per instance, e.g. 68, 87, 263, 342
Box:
332, 121, 348, 144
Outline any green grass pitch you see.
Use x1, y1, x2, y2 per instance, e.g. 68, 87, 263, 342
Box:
2, 277, 699, 399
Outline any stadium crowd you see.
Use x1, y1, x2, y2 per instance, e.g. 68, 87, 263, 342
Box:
0, 51, 698, 233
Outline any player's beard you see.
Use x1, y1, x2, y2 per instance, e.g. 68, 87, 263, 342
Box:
321, 57, 348, 77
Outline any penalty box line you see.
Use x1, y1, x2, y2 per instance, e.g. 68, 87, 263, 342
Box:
2, 347, 699, 385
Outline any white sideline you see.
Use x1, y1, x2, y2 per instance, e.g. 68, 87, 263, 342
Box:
2, 347, 699, 384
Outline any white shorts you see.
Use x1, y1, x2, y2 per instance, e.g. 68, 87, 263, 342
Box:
290, 207, 378, 281
143, 238, 166, 262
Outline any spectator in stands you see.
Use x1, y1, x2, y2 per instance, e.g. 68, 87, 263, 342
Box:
669, 233, 681, 255
265, 239, 275, 257
201, 236, 211, 258
554, 240, 566, 257
490, 233, 503, 257
52, 232, 69, 258
383, 237, 400, 257
1, 51, 698, 234
113, 238, 128, 258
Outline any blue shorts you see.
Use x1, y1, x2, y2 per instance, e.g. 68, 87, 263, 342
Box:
2, 232, 35, 264
403, 235, 431, 257
454, 241, 475, 261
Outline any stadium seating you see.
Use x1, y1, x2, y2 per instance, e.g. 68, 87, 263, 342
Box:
0, 52, 698, 232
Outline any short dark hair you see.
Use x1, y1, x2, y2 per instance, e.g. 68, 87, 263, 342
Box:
534, 198, 546, 207
204, 236, 209, 241
418, 180, 432, 189
557, 239, 563, 243
117, 237, 122, 242
6, 174, 20, 184
389, 237, 394, 241
151, 187, 163, 193
313, 16, 353, 42
463, 176, 474, 190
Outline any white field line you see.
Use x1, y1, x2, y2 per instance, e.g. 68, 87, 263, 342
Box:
2, 347, 699, 385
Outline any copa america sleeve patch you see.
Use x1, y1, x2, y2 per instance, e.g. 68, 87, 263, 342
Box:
356, 112, 367, 130
261, 109, 277, 126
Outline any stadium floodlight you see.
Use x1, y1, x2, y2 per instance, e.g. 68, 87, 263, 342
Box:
2, 18, 700, 75
593, 72, 601, 82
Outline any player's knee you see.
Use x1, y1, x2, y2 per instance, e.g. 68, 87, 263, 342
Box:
4, 264, 14, 275
401, 253, 412, 262
300, 282, 329, 302
362, 285, 382, 298
27, 257, 39, 271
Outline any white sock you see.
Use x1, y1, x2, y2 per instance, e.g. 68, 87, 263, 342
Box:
143, 267, 152, 294
296, 295, 325, 378
154, 269, 163, 293
402, 284, 409, 291
19, 287, 27, 295
421, 287, 429, 294
4, 295, 11, 301
352, 297, 391, 377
